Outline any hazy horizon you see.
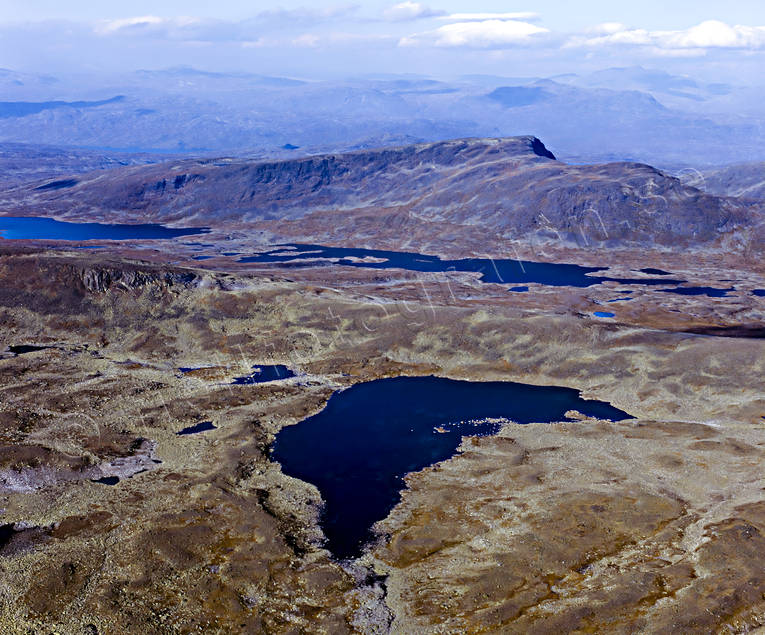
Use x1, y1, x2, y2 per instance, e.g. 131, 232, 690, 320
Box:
3, 1, 765, 82
2, 2, 765, 168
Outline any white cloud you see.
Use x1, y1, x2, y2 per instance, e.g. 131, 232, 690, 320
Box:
661, 20, 765, 48
646, 46, 708, 58
95, 15, 248, 42
437, 12, 539, 22
402, 18, 549, 48
17, 11, 765, 65
292, 33, 321, 48
290, 31, 392, 47
96, 16, 198, 35
93, 7, 362, 43
383, 2, 445, 22
254, 5, 361, 26
570, 20, 765, 51
240, 39, 267, 49
588, 22, 629, 35
87, 10, 396, 52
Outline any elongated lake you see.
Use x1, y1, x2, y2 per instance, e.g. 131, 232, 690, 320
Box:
0, 216, 209, 241
271, 375, 633, 559
242, 243, 683, 289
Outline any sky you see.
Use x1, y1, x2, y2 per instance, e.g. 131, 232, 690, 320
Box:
2, 1, 765, 81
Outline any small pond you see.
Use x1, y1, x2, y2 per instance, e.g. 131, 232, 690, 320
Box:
177, 421, 217, 435
91, 476, 120, 486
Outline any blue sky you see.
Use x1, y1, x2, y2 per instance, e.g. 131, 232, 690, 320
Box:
3, 1, 765, 80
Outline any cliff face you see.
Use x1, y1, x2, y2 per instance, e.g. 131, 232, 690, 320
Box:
2, 136, 763, 251
77, 267, 198, 293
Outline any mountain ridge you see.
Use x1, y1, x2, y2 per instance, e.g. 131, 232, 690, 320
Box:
2, 136, 762, 254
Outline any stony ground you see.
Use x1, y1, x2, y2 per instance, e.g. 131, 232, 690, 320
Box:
0, 240, 764, 633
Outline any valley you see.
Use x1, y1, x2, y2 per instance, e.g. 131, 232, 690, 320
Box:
0, 137, 764, 633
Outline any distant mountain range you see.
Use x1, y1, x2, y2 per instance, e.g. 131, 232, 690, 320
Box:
0, 143, 179, 188
4, 136, 761, 255
0, 66, 763, 168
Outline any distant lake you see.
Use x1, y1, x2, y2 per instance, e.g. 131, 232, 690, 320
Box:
232, 365, 295, 384
272, 375, 633, 559
660, 286, 734, 298
242, 244, 683, 289
0, 216, 209, 241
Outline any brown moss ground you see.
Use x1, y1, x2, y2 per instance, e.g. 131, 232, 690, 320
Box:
0, 244, 764, 633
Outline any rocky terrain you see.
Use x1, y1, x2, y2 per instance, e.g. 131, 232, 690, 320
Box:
1, 138, 765, 633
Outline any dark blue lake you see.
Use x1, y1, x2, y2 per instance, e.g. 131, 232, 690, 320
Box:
177, 421, 217, 435
241, 244, 683, 289
0, 216, 209, 241
232, 365, 295, 384
660, 286, 734, 298
8, 345, 49, 355
91, 476, 120, 486
271, 375, 633, 560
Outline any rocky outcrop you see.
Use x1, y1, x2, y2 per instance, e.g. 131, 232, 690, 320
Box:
78, 266, 197, 293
